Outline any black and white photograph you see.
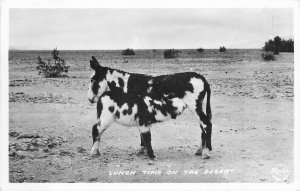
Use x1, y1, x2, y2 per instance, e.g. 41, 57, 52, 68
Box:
0, 0, 299, 189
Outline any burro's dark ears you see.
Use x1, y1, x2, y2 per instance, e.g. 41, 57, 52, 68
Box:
90, 56, 101, 70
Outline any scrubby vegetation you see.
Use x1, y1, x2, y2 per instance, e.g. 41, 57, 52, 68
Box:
164, 49, 180, 59
261, 51, 275, 61
219, 46, 226, 52
196, 48, 204, 53
263, 36, 294, 54
36, 48, 69, 78
121, 48, 135, 56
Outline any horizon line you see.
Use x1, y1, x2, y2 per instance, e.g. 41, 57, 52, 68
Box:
9, 48, 263, 51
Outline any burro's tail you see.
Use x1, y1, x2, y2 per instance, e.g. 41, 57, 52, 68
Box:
204, 80, 212, 151
206, 83, 212, 121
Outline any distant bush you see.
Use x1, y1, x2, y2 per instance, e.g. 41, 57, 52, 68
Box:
123, 58, 129, 63
196, 48, 204, 53
261, 51, 275, 61
219, 46, 226, 52
164, 49, 180, 59
263, 36, 294, 54
122, 48, 135, 56
36, 48, 69, 78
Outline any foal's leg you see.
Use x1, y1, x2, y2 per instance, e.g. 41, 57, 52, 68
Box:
138, 126, 156, 160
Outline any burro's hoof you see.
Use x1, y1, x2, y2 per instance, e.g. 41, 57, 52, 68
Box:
202, 154, 210, 159
195, 148, 203, 156
149, 155, 157, 161
202, 149, 211, 159
148, 160, 155, 165
91, 149, 100, 155
137, 146, 146, 155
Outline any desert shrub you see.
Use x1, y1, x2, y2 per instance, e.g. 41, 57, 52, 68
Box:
281, 39, 294, 52
219, 46, 226, 52
261, 51, 275, 61
196, 48, 204, 53
123, 58, 129, 63
36, 48, 70, 78
263, 36, 294, 53
264, 39, 275, 53
164, 49, 180, 59
122, 48, 135, 56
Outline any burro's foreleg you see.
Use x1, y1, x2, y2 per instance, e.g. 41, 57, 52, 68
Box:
137, 135, 146, 155
91, 103, 114, 155
91, 121, 112, 155
138, 126, 156, 160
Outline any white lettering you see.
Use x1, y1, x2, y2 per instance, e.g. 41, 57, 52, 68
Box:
109, 171, 136, 176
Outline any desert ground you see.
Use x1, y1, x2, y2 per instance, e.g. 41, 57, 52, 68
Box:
8, 49, 294, 182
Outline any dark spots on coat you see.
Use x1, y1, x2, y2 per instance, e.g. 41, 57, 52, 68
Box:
91, 59, 204, 101
91, 62, 203, 101
104, 91, 137, 110
98, 87, 187, 127
108, 68, 127, 76
118, 78, 124, 88
128, 107, 132, 115
104, 69, 127, 92
121, 72, 199, 100
97, 99, 103, 119
136, 98, 159, 126
148, 99, 178, 119
108, 81, 117, 89
149, 72, 197, 99
108, 106, 114, 113
107, 81, 125, 94
115, 111, 120, 119
127, 73, 152, 95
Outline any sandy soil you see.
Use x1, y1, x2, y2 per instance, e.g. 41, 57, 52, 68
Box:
8, 49, 294, 182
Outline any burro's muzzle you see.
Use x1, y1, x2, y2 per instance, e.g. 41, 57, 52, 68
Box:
88, 96, 99, 104
88, 85, 99, 103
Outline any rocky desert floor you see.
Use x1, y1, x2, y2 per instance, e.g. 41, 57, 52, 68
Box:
8, 49, 294, 182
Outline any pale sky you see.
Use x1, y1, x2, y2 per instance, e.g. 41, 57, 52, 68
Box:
9, 8, 293, 50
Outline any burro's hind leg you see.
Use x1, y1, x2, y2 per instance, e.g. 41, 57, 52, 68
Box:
138, 126, 156, 160
195, 105, 212, 159
195, 128, 206, 156
186, 104, 212, 159
186, 87, 212, 159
